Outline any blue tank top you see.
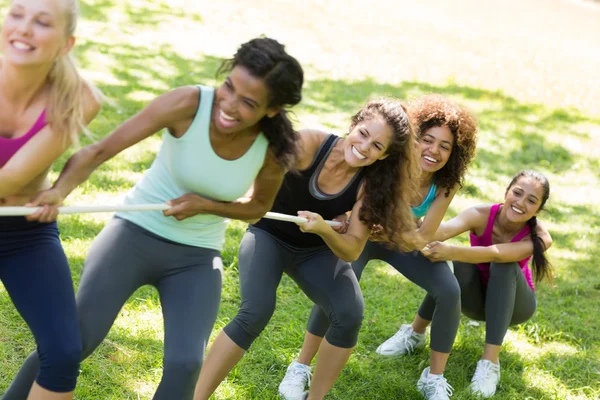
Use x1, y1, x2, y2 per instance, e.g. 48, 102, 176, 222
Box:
116, 85, 269, 250
411, 183, 437, 219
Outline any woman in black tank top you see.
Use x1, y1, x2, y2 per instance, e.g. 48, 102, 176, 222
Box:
195, 99, 422, 400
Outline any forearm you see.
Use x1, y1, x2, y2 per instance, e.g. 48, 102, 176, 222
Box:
447, 245, 520, 264
202, 197, 270, 222
52, 145, 108, 198
318, 229, 365, 262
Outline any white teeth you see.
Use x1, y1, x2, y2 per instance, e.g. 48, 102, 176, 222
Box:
424, 155, 438, 163
12, 40, 33, 50
511, 206, 524, 214
220, 111, 236, 121
352, 146, 366, 160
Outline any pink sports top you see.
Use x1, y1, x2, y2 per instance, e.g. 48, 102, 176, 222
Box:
0, 110, 47, 167
469, 203, 534, 290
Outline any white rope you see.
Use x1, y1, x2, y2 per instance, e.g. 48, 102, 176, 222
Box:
0, 205, 342, 227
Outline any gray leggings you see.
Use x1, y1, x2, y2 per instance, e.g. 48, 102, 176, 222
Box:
306, 241, 461, 353
2, 218, 223, 400
223, 226, 364, 350
419, 261, 537, 346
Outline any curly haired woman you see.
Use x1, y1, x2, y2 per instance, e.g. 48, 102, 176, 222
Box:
278, 95, 478, 400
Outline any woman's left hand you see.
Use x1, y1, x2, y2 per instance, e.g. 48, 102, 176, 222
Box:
296, 211, 329, 235
421, 241, 453, 262
164, 193, 212, 220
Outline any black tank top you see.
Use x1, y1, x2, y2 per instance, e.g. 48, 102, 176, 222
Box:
254, 134, 364, 248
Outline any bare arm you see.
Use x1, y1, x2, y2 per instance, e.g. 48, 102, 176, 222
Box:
51, 86, 200, 200
0, 86, 101, 198
417, 185, 458, 242
433, 204, 491, 242
423, 218, 553, 263
163, 150, 285, 222
298, 198, 370, 262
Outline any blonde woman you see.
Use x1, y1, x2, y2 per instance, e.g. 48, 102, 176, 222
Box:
0, 0, 100, 399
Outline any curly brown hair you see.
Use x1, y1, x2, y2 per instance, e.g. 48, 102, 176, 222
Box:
352, 99, 420, 248
409, 95, 478, 195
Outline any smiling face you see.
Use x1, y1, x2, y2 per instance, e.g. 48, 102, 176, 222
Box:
343, 115, 394, 167
504, 176, 545, 222
418, 125, 454, 173
212, 65, 280, 135
1, 0, 74, 67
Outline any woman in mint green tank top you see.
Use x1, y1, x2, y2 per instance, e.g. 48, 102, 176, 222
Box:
282, 95, 479, 400
7, 38, 304, 400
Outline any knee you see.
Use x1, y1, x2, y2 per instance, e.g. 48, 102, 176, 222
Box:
327, 298, 364, 347
489, 262, 519, 279
433, 279, 461, 307
37, 340, 82, 392
231, 300, 276, 340
163, 353, 203, 379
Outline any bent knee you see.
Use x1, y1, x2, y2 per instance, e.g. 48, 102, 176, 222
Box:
36, 342, 82, 392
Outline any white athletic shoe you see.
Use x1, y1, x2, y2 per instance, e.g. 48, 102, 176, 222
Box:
278, 360, 312, 400
376, 324, 426, 356
417, 367, 453, 399
470, 359, 501, 398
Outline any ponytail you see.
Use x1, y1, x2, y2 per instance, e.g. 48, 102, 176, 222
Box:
527, 216, 552, 283
47, 54, 86, 145
47, 0, 101, 146
260, 109, 298, 171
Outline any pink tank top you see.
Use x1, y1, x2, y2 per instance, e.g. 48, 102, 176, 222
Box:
0, 110, 47, 167
469, 203, 534, 290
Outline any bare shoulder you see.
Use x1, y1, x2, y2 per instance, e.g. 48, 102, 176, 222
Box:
464, 203, 494, 226
296, 129, 330, 168
162, 85, 201, 115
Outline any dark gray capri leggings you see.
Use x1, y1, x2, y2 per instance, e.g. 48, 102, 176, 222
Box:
223, 225, 364, 350
306, 240, 461, 353
3, 218, 223, 400
419, 261, 537, 346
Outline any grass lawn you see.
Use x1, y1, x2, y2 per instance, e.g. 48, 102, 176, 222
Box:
1, 0, 599, 399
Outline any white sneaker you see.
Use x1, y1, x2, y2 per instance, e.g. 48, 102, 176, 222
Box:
278, 360, 312, 400
376, 324, 426, 356
470, 359, 501, 398
417, 367, 453, 399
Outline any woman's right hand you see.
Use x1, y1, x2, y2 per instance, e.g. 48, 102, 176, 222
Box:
25, 188, 64, 222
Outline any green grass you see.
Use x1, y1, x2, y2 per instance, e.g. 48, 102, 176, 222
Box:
1, 0, 600, 399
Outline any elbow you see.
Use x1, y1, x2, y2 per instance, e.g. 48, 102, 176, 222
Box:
0, 177, 24, 198
341, 249, 361, 263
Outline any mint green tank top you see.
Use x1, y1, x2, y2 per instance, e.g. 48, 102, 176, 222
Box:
116, 85, 269, 250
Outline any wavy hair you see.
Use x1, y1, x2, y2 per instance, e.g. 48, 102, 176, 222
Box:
353, 99, 420, 248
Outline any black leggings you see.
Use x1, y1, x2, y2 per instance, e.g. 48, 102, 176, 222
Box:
223, 226, 364, 350
306, 241, 461, 353
419, 261, 536, 345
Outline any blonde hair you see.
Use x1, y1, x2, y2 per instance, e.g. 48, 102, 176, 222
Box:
46, 0, 100, 145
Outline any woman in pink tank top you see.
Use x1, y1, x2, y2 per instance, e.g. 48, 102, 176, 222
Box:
0, 1, 101, 399
420, 170, 553, 398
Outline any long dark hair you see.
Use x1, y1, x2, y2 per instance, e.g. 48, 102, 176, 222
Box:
410, 95, 478, 196
353, 99, 420, 248
218, 37, 304, 170
505, 170, 552, 283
